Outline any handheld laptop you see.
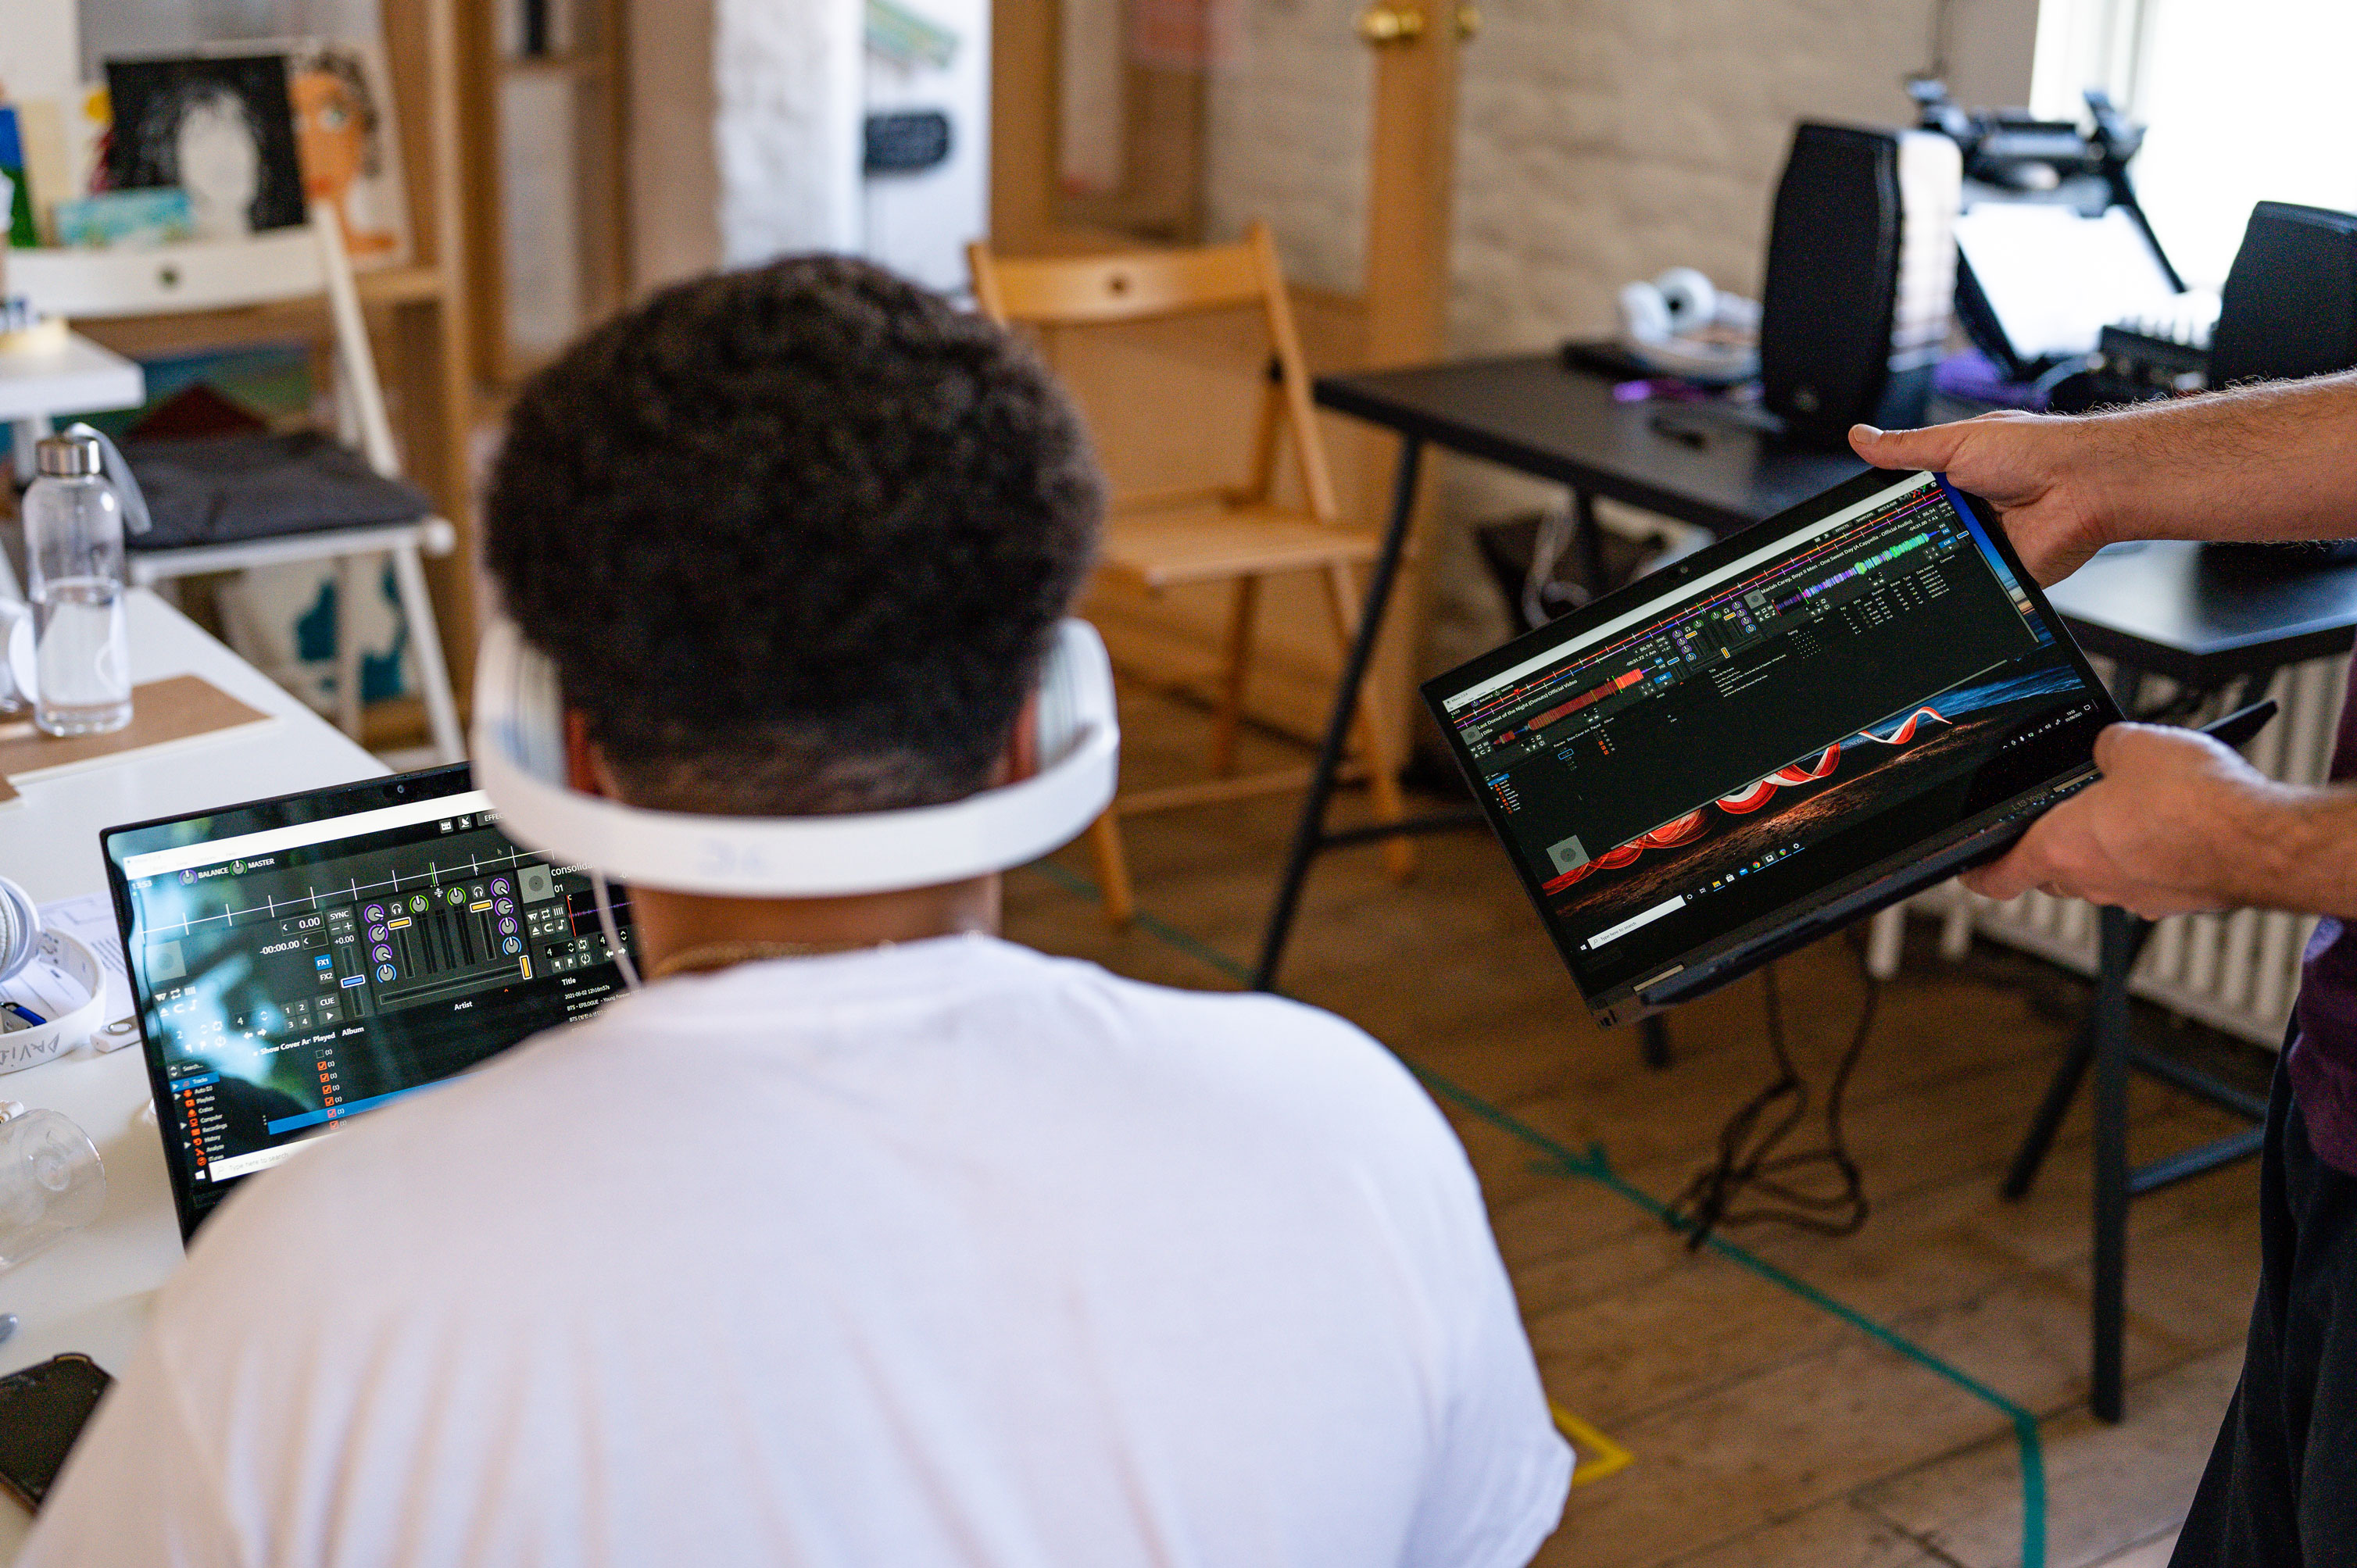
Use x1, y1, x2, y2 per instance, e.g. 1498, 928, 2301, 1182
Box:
102, 765, 635, 1238
1422, 468, 2122, 1026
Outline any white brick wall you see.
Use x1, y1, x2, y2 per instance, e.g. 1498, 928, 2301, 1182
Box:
1205, 0, 2036, 680
714, 0, 864, 265
1206, 0, 1377, 298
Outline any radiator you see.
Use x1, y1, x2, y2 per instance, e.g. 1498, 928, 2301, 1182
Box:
1946, 653, 2349, 1048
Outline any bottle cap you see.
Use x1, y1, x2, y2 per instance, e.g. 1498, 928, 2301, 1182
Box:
33, 434, 102, 479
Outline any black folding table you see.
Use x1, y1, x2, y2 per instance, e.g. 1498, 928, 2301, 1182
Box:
1266, 352, 2357, 1420
1252, 353, 1868, 1073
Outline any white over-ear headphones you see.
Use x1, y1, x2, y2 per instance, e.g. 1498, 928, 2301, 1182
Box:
470, 614, 1121, 981
1615, 266, 1762, 384
1618, 266, 1722, 345
0, 878, 107, 1072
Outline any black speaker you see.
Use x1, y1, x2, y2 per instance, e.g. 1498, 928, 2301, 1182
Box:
1759, 123, 1961, 449
2208, 201, 2357, 387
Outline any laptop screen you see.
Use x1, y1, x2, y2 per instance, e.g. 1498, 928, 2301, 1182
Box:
1424, 470, 2114, 1009
102, 766, 634, 1237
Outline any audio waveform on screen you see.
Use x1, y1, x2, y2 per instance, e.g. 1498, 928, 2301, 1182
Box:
1537, 706, 1951, 894
1492, 667, 1647, 747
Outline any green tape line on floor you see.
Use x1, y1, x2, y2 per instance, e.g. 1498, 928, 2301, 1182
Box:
1022, 861, 2048, 1568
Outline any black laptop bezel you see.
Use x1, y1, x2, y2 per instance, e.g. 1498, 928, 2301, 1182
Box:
102, 764, 489, 1241
1419, 468, 2123, 1025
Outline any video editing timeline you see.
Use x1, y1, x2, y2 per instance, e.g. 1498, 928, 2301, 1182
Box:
119, 792, 632, 1207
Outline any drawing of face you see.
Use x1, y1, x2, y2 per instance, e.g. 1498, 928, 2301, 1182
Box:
175, 93, 260, 239
291, 70, 363, 202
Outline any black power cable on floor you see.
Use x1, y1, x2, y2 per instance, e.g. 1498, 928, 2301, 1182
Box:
1665, 934, 1880, 1251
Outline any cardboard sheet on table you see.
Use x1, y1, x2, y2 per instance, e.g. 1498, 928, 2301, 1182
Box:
0, 675, 273, 803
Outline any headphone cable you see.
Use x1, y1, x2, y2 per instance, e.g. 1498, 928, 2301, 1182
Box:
1665, 932, 1879, 1251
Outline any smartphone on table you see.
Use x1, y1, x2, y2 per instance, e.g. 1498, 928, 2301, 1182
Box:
0, 1353, 112, 1511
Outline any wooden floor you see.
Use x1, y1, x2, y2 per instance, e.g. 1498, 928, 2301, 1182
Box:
1002, 683, 2266, 1568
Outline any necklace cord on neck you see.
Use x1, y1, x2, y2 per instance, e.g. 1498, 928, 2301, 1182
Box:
643, 937, 889, 983
590, 870, 642, 991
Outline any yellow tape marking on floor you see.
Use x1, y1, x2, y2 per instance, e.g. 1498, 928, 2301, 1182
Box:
1550, 1402, 1634, 1485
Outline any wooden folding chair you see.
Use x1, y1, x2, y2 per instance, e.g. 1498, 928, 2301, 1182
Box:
969, 221, 1412, 925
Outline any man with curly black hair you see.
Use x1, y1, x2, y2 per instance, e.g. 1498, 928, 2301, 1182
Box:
27, 259, 1570, 1567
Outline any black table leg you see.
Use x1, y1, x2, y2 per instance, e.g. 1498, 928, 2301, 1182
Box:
2003, 913, 2158, 1199
1640, 1015, 1672, 1070
2091, 903, 2132, 1423
2001, 1027, 2096, 1200
2229, 670, 2275, 723
2110, 665, 2146, 721
1254, 435, 1426, 993
1573, 487, 1608, 598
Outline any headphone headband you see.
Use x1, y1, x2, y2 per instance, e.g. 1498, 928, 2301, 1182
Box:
469, 616, 1120, 898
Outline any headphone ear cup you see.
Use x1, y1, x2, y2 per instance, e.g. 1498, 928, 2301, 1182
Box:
1617, 280, 1672, 345
475, 617, 571, 785
1032, 620, 1116, 769
0, 877, 38, 985
1653, 267, 1717, 335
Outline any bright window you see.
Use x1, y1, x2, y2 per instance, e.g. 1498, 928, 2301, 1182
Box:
2032, 0, 2357, 288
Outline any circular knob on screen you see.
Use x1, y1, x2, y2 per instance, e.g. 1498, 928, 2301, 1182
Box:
375, 963, 396, 982
492, 877, 512, 896
503, 937, 522, 955
371, 943, 393, 963
368, 924, 387, 941
363, 904, 384, 922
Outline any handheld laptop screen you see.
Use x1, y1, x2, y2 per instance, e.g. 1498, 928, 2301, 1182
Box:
1425, 470, 2116, 1016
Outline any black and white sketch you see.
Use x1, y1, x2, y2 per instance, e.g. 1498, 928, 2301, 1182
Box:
105, 55, 307, 240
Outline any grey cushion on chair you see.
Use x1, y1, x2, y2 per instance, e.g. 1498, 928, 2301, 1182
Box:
123, 432, 433, 551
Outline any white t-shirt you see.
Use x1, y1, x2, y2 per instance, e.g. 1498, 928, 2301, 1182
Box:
24, 935, 1570, 1567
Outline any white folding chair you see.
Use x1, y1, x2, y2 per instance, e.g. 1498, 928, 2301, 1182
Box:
7, 221, 464, 763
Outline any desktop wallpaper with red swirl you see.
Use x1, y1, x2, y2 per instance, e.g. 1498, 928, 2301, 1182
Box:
1544, 668, 2083, 932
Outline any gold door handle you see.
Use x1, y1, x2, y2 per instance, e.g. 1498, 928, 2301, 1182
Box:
1357, 4, 1426, 44
1356, 4, 1475, 45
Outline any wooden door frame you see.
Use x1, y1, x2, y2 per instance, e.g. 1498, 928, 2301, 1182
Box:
989, 0, 1465, 754
990, 0, 1215, 253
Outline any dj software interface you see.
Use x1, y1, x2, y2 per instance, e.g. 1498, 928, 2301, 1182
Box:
116, 790, 631, 1217
1440, 474, 2103, 989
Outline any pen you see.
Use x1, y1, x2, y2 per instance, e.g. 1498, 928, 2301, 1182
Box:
2198, 698, 2277, 752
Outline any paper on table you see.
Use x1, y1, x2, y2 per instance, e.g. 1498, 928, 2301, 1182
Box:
2, 893, 134, 1048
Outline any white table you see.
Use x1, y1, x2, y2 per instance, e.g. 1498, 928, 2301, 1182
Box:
0, 590, 377, 1551
0, 334, 142, 428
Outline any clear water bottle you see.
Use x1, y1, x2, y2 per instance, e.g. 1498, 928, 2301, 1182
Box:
0, 1104, 106, 1273
23, 432, 131, 737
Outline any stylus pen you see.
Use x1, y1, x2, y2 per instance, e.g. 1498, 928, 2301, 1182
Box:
2198, 698, 2278, 753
